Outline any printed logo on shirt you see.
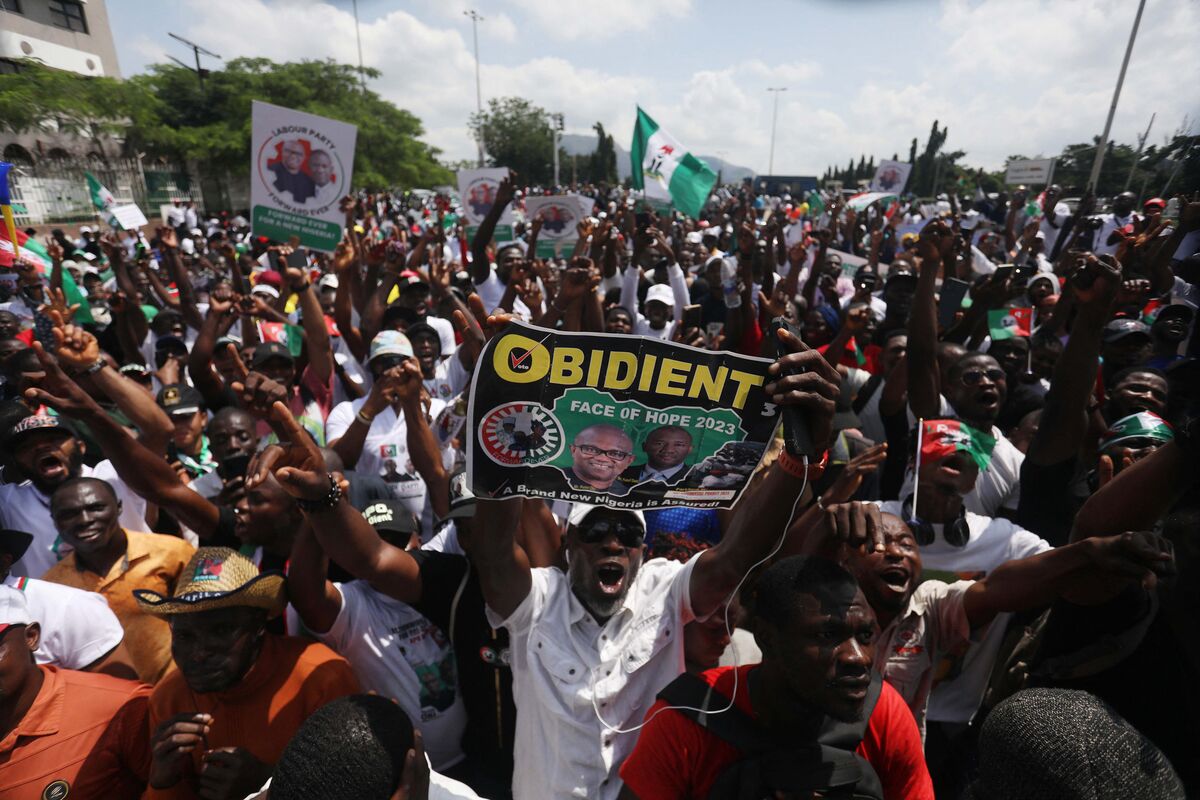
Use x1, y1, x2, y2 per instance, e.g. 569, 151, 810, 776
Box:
42, 780, 70, 800
478, 402, 563, 466
192, 554, 224, 582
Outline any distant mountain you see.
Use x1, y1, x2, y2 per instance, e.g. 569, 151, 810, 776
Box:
559, 132, 755, 185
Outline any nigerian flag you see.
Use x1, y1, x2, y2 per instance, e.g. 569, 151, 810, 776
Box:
85, 172, 119, 228
630, 107, 716, 219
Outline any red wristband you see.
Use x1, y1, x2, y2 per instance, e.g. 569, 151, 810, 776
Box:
777, 449, 829, 480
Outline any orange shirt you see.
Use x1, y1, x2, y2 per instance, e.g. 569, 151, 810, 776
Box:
0, 665, 151, 800
43, 530, 195, 684
146, 633, 359, 800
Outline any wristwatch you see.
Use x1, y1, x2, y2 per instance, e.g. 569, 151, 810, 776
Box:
776, 449, 829, 481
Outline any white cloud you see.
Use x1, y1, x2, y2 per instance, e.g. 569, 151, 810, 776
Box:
509, 0, 692, 40
118, 0, 1198, 179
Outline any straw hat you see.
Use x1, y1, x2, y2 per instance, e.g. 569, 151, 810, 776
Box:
134, 547, 286, 618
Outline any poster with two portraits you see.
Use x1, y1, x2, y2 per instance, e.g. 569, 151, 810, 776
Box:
250, 100, 357, 252
467, 321, 781, 510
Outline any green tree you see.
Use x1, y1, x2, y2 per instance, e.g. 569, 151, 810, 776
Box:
587, 122, 618, 184
469, 97, 555, 184
0, 61, 134, 159
0, 58, 451, 189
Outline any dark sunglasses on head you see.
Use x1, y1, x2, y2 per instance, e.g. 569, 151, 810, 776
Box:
373, 355, 409, 371
959, 367, 1005, 387
578, 519, 645, 548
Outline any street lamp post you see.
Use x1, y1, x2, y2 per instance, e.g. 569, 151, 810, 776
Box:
352, 0, 367, 93
766, 87, 787, 176
552, 113, 564, 187
465, 10, 486, 167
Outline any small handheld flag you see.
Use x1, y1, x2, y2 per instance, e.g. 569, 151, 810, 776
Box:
987, 307, 1033, 341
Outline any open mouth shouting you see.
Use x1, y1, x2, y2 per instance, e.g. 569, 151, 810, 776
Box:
36, 451, 69, 482
595, 560, 628, 596
877, 565, 911, 596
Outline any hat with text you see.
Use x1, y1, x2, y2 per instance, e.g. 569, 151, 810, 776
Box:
567, 503, 646, 532
134, 547, 285, 618
362, 500, 419, 535
4, 414, 76, 447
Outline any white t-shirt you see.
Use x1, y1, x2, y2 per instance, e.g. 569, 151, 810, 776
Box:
474, 268, 535, 320
4, 575, 125, 670
0, 460, 149, 578
326, 398, 447, 536
424, 348, 471, 404
876, 501, 1049, 724
1093, 212, 1135, 257
319, 581, 467, 771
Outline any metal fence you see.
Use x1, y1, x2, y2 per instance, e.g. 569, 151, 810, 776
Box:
7, 158, 204, 228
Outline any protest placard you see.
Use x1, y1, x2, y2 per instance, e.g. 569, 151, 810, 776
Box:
467, 321, 781, 510
524, 195, 585, 257
457, 168, 513, 244
250, 100, 357, 252
110, 204, 149, 230
1004, 158, 1055, 186
869, 160, 912, 193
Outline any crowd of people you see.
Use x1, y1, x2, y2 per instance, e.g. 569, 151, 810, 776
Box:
0, 172, 1197, 800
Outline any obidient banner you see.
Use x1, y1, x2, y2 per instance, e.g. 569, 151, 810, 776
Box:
467, 321, 781, 510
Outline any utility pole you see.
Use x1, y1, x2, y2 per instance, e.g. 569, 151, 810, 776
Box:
552, 113, 564, 187
1124, 112, 1155, 192
464, 10, 486, 167
167, 33, 220, 92
766, 87, 787, 176
1088, 0, 1146, 192
352, 0, 367, 93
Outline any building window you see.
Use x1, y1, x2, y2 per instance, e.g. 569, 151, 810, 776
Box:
0, 0, 23, 15
0, 59, 23, 75
48, 0, 88, 33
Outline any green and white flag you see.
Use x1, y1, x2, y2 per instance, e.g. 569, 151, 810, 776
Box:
85, 172, 119, 228
630, 107, 716, 220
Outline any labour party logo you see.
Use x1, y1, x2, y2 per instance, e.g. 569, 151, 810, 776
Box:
479, 402, 563, 466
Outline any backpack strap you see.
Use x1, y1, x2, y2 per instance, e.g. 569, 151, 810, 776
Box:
818, 671, 883, 750
655, 670, 776, 754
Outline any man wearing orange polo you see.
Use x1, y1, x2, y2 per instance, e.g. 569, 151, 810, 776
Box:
139, 547, 359, 800
0, 585, 152, 799
43, 477, 194, 684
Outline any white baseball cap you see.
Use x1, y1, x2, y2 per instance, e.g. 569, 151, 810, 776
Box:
645, 283, 675, 308
0, 585, 34, 627
567, 502, 646, 531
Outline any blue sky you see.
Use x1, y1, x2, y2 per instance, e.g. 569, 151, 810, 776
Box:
106, 0, 1200, 176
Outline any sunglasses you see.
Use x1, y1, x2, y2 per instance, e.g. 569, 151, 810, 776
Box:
574, 444, 632, 460
959, 367, 1005, 387
578, 519, 645, 548
372, 355, 410, 371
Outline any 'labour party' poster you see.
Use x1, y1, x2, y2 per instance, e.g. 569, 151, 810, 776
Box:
250, 100, 357, 252
456, 168, 514, 244
467, 322, 781, 510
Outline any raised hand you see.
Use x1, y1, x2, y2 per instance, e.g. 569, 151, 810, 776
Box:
157, 227, 179, 250
41, 287, 79, 322
49, 317, 101, 372
844, 304, 872, 333
45, 239, 64, 263
916, 219, 954, 264
822, 441, 888, 504
22, 341, 104, 418
332, 241, 357, 274
764, 326, 842, 454
246, 401, 330, 499
1069, 253, 1122, 310
818, 500, 886, 554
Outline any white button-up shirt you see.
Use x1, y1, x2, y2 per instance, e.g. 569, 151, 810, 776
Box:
487, 555, 700, 800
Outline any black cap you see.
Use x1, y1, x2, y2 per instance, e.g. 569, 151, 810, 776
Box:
362, 501, 419, 535
154, 334, 188, 354
1154, 303, 1195, 323
4, 414, 77, 447
156, 383, 205, 416
405, 321, 440, 344
1103, 318, 1151, 343
0, 529, 33, 560
251, 341, 295, 367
